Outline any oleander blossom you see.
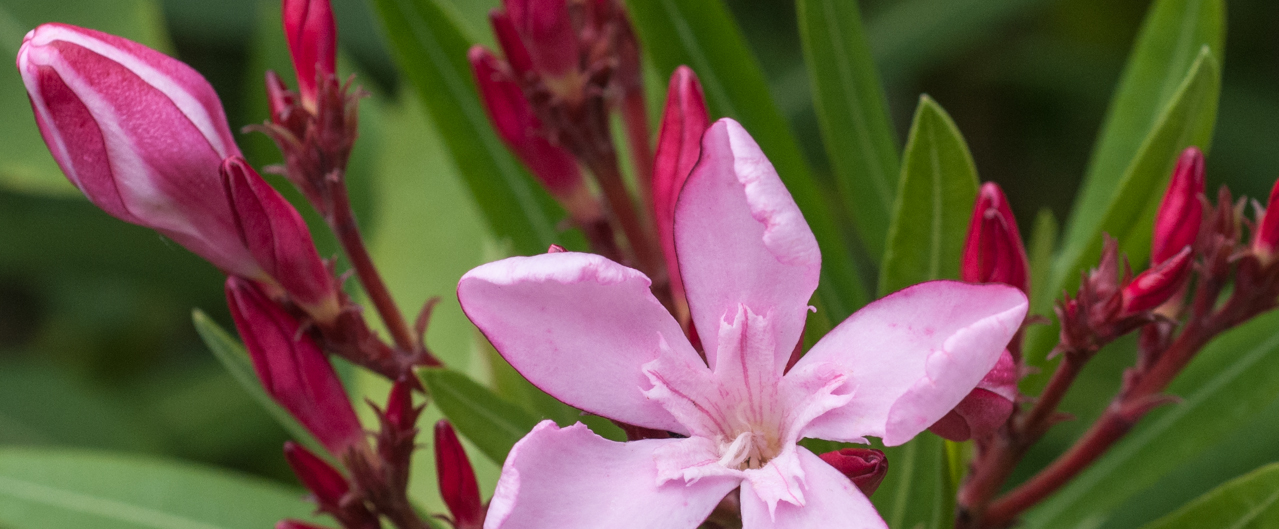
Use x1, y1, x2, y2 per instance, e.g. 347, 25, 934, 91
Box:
458, 119, 1028, 528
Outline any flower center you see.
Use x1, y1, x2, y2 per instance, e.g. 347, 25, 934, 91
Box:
717, 428, 783, 470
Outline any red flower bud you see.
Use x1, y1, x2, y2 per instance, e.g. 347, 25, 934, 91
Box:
435, 420, 483, 528
652, 66, 710, 307
1122, 245, 1194, 315
468, 45, 583, 198
502, 0, 579, 79
818, 448, 888, 497
1253, 177, 1279, 263
489, 10, 534, 79
1151, 147, 1205, 265
226, 277, 364, 454
385, 376, 420, 433
282, 0, 337, 108
283, 441, 349, 507
18, 23, 256, 278
962, 182, 1029, 294
264, 70, 296, 125
929, 349, 1017, 441
222, 156, 339, 320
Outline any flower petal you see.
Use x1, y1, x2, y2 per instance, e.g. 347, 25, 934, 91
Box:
674, 118, 820, 372
485, 421, 739, 529
458, 252, 694, 432
740, 448, 887, 529
797, 281, 1027, 446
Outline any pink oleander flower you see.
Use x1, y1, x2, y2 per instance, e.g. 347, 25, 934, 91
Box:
459, 118, 1028, 528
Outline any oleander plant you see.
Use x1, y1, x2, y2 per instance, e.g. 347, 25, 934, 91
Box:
2, 0, 1279, 528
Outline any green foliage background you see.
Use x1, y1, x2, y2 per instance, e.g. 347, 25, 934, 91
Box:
1, 0, 1278, 527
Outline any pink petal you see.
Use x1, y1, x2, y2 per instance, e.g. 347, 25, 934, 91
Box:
458, 252, 695, 432
484, 421, 739, 529
674, 119, 820, 372
740, 448, 887, 529
797, 281, 1027, 446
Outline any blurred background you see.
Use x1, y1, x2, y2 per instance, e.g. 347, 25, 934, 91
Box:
0, 0, 1275, 523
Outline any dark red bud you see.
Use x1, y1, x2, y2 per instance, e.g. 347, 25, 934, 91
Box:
1122, 245, 1194, 314
505, 0, 578, 78
435, 420, 483, 528
962, 182, 1030, 294
652, 66, 709, 306
818, 448, 888, 497
283, 441, 349, 506
489, 10, 534, 78
385, 377, 420, 433
468, 45, 583, 198
1253, 177, 1279, 263
282, 0, 337, 107
1152, 147, 1205, 265
226, 278, 364, 454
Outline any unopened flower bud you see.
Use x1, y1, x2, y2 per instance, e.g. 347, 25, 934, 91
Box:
264, 70, 298, 126
502, 0, 578, 79
385, 376, 420, 433
222, 156, 339, 321
1122, 245, 1194, 315
1152, 147, 1205, 265
652, 66, 709, 306
435, 420, 483, 529
929, 349, 1017, 441
818, 448, 888, 497
1252, 178, 1279, 263
226, 277, 364, 454
18, 23, 256, 278
282, 0, 337, 108
489, 10, 534, 78
469, 46, 584, 199
962, 182, 1029, 294
283, 442, 380, 529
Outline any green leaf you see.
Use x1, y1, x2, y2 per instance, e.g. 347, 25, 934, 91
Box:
796, 0, 900, 260
1023, 48, 1221, 389
418, 367, 540, 465
1023, 310, 1279, 529
1138, 463, 1279, 529
368, 0, 569, 256
878, 96, 980, 296
1026, 208, 1058, 316
0, 0, 171, 197
1062, 0, 1224, 255
192, 310, 328, 457
0, 448, 324, 529
625, 0, 869, 324
875, 433, 951, 529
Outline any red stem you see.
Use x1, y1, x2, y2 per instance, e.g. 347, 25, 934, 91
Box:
328, 180, 420, 356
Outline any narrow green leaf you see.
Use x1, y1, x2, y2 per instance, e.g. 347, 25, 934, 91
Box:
368, 0, 568, 256
879, 96, 980, 296
1023, 49, 1221, 389
1026, 208, 1058, 316
796, 0, 900, 260
1062, 0, 1224, 254
418, 367, 540, 465
1137, 465, 1279, 529
875, 433, 950, 529
625, 0, 869, 323
1024, 310, 1279, 529
0, 448, 324, 529
192, 310, 327, 457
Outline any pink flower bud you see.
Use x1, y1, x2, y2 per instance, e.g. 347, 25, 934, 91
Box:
18, 23, 256, 278
962, 182, 1029, 294
283, 441, 350, 507
1151, 147, 1205, 265
652, 66, 709, 306
503, 0, 579, 78
264, 70, 296, 125
435, 420, 483, 529
468, 45, 583, 197
221, 156, 339, 320
489, 10, 534, 79
817, 448, 888, 497
282, 0, 337, 108
226, 277, 364, 454
1122, 245, 1194, 315
929, 349, 1017, 441
1253, 178, 1279, 263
